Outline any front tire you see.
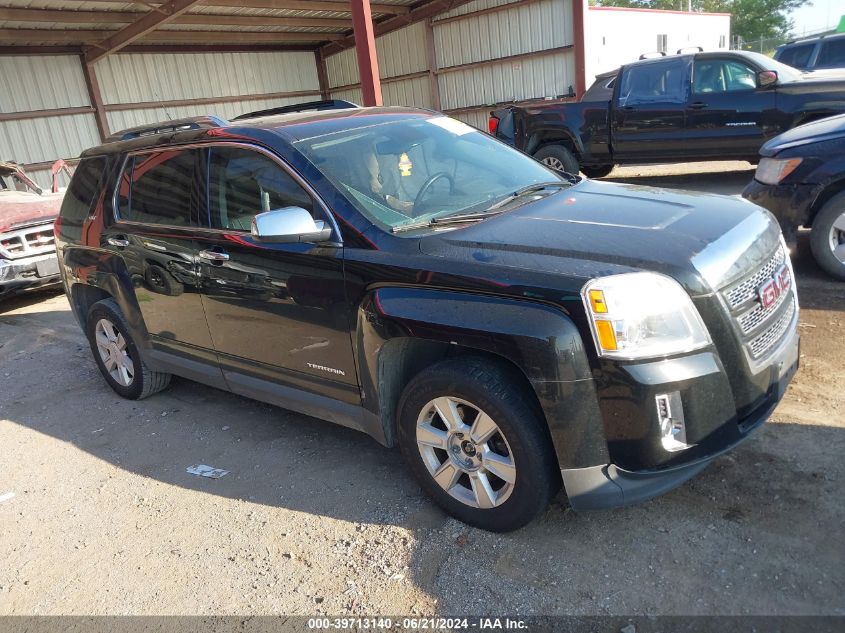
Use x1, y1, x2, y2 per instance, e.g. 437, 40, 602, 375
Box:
810, 191, 845, 281
397, 358, 561, 532
86, 298, 171, 399
534, 144, 579, 176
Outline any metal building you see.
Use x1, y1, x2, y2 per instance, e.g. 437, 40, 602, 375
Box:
0, 0, 586, 188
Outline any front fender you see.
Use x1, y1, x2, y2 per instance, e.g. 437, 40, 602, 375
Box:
357, 287, 610, 469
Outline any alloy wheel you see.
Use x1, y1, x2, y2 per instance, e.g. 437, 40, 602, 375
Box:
541, 157, 564, 171
94, 318, 135, 387
828, 211, 845, 265
415, 396, 516, 509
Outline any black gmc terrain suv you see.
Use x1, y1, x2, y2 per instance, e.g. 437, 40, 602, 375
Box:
56, 101, 799, 531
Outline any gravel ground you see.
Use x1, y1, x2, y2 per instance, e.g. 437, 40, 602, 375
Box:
1, 161, 843, 617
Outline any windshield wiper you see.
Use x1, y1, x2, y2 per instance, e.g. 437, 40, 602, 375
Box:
487, 180, 571, 211
391, 210, 501, 233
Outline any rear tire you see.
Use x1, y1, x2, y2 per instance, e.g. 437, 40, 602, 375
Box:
86, 298, 171, 399
397, 358, 561, 532
534, 144, 579, 176
580, 164, 614, 179
810, 191, 845, 281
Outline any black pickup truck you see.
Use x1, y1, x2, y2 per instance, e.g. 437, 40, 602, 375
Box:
490, 50, 845, 177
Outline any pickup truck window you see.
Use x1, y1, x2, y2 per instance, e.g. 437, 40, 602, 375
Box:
693, 59, 757, 94
618, 59, 688, 105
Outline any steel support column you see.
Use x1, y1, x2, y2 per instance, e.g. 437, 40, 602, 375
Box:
572, 0, 587, 99
349, 0, 382, 107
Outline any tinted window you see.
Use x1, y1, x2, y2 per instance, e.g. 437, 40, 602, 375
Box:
693, 59, 757, 93
206, 147, 314, 231
618, 59, 688, 105
777, 43, 815, 69
60, 157, 106, 222
117, 150, 197, 226
817, 39, 845, 68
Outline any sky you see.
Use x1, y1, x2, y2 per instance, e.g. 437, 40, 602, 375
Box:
789, 0, 843, 36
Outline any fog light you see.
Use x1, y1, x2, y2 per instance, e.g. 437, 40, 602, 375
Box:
655, 392, 692, 452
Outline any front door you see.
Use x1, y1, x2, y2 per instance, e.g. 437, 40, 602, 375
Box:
684, 57, 777, 157
611, 57, 691, 160
107, 148, 213, 352
193, 144, 358, 403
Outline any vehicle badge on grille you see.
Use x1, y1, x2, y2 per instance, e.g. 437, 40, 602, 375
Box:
758, 264, 791, 309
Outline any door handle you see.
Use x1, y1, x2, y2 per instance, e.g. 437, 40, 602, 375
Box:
199, 249, 230, 262
107, 236, 129, 247
689, 101, 708, 109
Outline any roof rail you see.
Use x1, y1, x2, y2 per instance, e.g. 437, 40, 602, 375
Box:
106, 115, 229, 143
639, 51, 667, 59
677, 46, 704, 54
232, 99, 359, 121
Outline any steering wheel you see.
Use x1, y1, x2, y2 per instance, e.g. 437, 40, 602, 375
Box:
414, 172, 454, 211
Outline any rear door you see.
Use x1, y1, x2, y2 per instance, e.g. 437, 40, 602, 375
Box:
684, 56, 777, 157
193, 144, 358, 404
107, 148, 214, 353
611, 57, 691, 160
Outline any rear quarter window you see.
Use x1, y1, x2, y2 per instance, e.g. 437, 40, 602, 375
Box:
58, 157, 108, 243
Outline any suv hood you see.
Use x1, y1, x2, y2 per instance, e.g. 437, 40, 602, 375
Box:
419, 180, 781, 296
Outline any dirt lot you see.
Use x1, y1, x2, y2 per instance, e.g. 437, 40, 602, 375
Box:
1, 162, 843, 617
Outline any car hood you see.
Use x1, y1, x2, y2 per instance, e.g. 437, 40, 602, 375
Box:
0, 190, 64, 233
760, 113, 845, 156
419, 180, 782, 296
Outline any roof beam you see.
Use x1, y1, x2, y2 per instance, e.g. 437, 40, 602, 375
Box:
322, 0, 475, 56
0, 29, 343, 45
77, 0, 410, 15
0, 8, 352, 29
84, 0, 205, 64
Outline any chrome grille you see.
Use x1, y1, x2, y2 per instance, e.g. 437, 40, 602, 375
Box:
724, 246, 786, 310
736, 283, 789, 334
748, 300, 796, 359
0, 223, 56, 260
720, 243, 797, 364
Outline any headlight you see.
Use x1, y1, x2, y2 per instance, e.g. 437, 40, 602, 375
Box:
755, 157, 803, 185
582, 272, 711, 360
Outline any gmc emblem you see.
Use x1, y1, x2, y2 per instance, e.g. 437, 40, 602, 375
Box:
758, 264, 792, 309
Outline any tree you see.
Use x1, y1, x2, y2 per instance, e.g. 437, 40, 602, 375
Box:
591, 0, 811, 43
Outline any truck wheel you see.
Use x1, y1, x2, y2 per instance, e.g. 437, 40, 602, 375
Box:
581, 164, 614, 179
397, 358, 560, 532
810, 191, 845, 281
86, 298, 171, 399
534, 145, 579, 176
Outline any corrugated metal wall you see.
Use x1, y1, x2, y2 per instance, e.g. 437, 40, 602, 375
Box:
0, 51, 321, 189
0, 55, 100, 188
325, 0, 575, 128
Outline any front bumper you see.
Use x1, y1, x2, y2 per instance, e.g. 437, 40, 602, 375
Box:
742, 179, 818, 247
0, 252, 61, 296
564, 325, 799, 510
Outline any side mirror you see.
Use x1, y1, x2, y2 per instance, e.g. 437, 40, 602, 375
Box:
251, 207, 332, 243
757, 70, 778, 88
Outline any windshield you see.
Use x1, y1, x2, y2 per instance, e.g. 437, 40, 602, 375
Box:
742, 51, 803, 82
294, 116, 564, 233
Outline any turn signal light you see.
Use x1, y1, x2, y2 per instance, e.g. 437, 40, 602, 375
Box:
594, 319, 618, 351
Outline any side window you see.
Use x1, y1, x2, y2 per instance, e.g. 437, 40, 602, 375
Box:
777, 44, 814, 69
206, 147, 314, 231
693, 59, 756, 94
618, 60, 688, 106
817, 39, 845, 68
117, 149, 197, 226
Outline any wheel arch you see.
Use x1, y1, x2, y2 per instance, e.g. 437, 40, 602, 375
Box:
526, 129, 583, 159
355, 287, 610, 469
809, 178, 845, 227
